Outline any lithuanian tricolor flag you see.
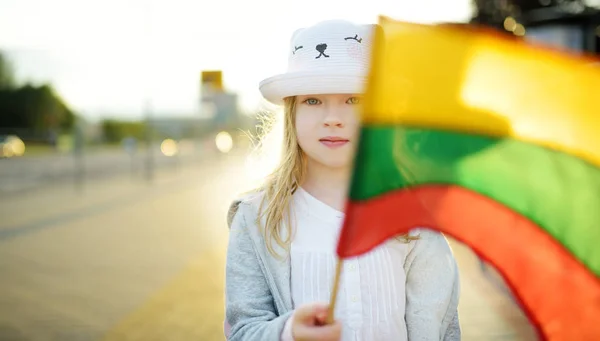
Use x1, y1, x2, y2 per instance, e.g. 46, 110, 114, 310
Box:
336, 17, 600, 340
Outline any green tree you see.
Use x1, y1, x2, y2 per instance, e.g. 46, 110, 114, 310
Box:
101, 119, 146, 144
0, 52, 16, 90
0, 84, 76, 134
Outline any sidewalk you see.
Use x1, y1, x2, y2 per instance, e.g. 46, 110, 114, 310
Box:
450, 240, 538, 341
0, 151, 244, 341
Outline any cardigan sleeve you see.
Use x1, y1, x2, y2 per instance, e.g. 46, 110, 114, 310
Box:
403, 229, 461, 341
224, 200, 294, 340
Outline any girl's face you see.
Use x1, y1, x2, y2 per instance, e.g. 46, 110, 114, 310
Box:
294, 93, 361, 170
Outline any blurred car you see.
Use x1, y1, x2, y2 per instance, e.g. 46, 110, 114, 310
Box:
0, 135, 26, 158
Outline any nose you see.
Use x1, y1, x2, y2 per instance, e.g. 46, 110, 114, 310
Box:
323, 105, 344, 128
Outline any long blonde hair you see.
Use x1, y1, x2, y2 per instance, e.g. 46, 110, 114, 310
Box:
251, 96, 303, 259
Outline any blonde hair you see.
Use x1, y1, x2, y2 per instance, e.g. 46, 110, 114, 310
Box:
246, 96, 303, 259
248, 96, 416, 259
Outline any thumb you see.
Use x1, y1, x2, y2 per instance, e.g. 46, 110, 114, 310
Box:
294, 303, 329, 324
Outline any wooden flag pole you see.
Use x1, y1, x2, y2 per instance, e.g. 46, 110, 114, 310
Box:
325, 258, 343, 324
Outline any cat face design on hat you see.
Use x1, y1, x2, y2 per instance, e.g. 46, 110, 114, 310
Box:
292, 32, 363, 59
286, 20, 372, 71
258, 20, 376, 105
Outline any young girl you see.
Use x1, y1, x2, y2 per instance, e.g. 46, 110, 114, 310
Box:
225, 19, 461, 341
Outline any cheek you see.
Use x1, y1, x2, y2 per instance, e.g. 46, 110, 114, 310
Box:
345, 108, 361, 137
347, 44, 365, 61
295, 113, 315, 146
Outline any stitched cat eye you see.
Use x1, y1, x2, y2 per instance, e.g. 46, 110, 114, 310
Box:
344, 34, 362, 43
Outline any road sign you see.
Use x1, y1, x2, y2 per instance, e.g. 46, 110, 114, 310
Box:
201, 71, 223, 100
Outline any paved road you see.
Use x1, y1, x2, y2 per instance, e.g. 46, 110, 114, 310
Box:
0, 149, 538, 341
0, 138, 215, 194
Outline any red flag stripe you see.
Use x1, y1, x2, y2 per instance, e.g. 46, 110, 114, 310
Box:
340, 185, 600, 340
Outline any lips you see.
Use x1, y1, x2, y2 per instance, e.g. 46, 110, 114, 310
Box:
319, 136, 349, 148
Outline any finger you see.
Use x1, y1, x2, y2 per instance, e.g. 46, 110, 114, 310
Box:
317, 322, 341, 341
315, 310, 329, 326
296, 322, 341, 341
295, 303, 329, 324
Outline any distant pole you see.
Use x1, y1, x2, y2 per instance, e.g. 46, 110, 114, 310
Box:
142, 1, 154, 184
144, 100, 154, 183
73, 119, 85, 193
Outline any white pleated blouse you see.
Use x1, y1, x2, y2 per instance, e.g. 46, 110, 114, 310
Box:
289, 187, 409, 341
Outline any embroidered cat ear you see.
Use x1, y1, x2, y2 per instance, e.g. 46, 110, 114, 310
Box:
344, 34, 362, 43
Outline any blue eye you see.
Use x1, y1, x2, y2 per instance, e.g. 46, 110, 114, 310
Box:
304, 98, 321, 105
346, 97, 361, 104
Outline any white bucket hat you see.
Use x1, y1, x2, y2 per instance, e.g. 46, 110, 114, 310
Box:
259, 19, 376, 105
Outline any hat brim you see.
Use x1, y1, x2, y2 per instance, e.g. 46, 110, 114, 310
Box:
259, 70, 367, 105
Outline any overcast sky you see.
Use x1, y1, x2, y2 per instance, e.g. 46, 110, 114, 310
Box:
0, 0, 474, 120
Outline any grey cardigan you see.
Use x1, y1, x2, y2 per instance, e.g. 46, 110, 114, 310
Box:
224, 193, 461, 341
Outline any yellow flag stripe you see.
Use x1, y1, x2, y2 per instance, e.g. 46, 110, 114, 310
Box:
363, 16, 600, 168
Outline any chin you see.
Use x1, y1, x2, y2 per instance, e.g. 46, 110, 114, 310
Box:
303, 149, 353, 169
317, 158, 352, 169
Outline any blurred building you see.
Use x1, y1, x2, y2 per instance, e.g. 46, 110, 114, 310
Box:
200, 70, 241, 130
150, 116, 215, 140
471, 0, 600, 54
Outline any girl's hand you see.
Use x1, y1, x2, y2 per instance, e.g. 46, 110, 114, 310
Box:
292, 302, 341, 341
